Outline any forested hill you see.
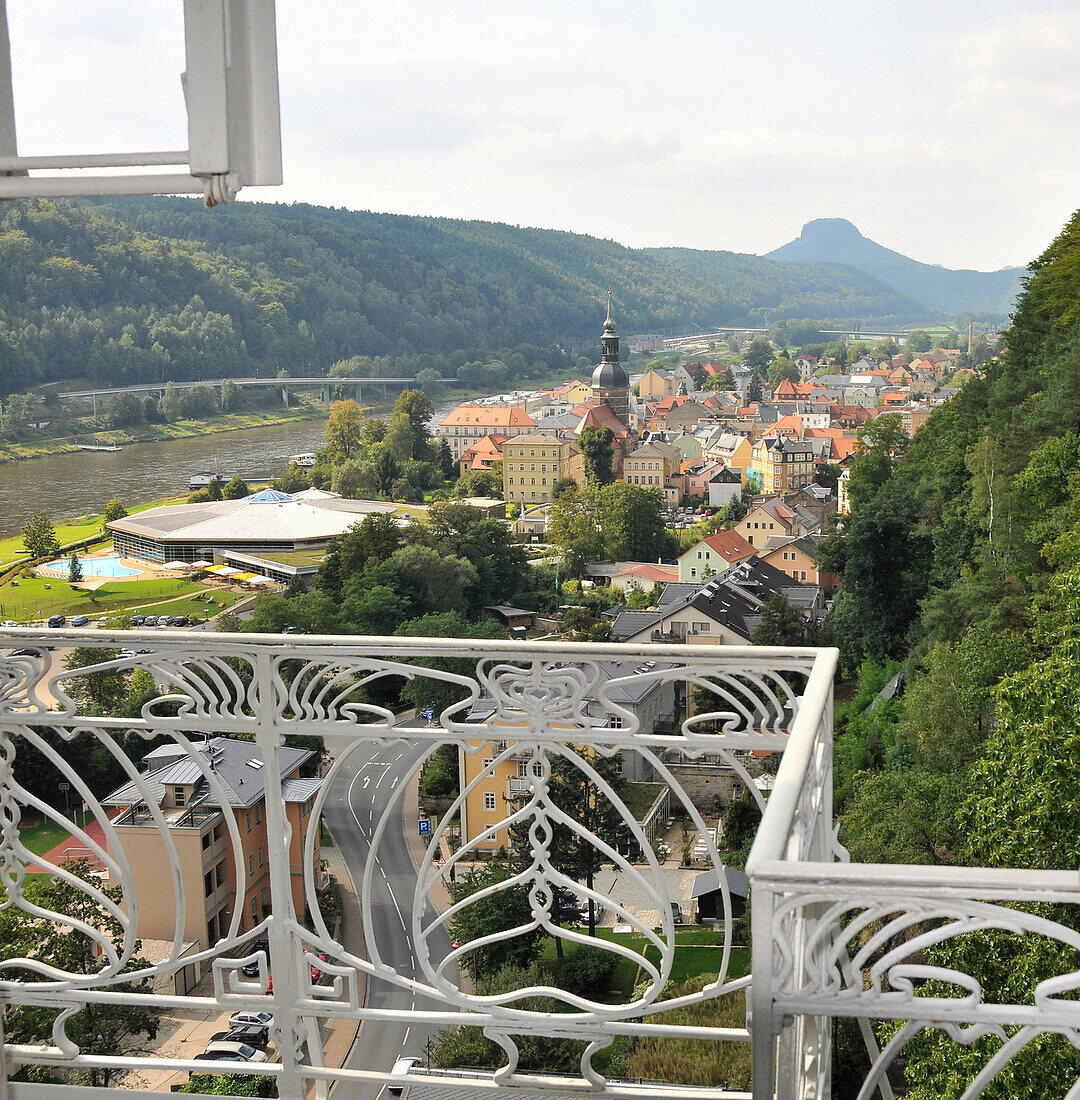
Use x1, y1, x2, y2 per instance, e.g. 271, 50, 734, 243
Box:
0, 198, 927, 396
820, 207, 1080, 1091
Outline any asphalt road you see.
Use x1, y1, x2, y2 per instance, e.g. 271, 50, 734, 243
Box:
323, 736, 452, 1100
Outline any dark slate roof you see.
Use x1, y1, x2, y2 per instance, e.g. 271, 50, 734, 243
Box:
103, 737, 314, 811
609, 608, 665, 639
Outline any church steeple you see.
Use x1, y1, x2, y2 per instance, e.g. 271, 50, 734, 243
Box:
600, 290, 620, 365
591, 291, 630, 426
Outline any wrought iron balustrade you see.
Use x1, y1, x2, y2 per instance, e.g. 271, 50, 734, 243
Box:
4, 629, 1066, 1099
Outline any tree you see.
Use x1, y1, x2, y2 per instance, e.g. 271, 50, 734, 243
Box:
547, 489, 604, 577
597, 483, 676, 563
448, 859, 546, 981
746, 372, 764, 403
579, 425, 615, 485
64, 646, 126, 713
751, 592, 806, 645
102, 499, 128, 523
392, 388, 435, 459
159, 380, 179, 423
767, 358, 799, 389
180, 1074, 277, 1096
222, 476, 250, 499
454, 469, 501, 498
325, 399, 365, 462
3, 860, 159, 1087
744, 335, 773, 370
22, 512, 60, 559
67, 550, 83, 584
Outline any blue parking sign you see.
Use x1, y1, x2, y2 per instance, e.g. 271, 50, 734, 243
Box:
418, 818, 431, 837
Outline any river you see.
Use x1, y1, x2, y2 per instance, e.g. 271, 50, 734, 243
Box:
0, 419, 331, 537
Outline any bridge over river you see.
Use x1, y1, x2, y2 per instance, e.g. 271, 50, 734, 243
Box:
58, 376, 458, 409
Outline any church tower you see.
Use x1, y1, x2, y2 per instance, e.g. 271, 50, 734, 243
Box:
590, 292, 630, 425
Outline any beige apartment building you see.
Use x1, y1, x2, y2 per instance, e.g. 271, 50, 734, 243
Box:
103, 737, 322, 953
502, 433, 584, 503
623, 440, 683, 502
438, 403, 537, 460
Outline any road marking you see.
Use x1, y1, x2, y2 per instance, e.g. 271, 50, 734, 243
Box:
403, 1026, 411, 1044
346, 768, 371, 831
390, 776, 399, 789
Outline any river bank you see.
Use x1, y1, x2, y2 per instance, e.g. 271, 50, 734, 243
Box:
0, 400, 329, 466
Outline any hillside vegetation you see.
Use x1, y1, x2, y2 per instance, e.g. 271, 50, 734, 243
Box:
821, 207, 1080, 1096
0, 198, 936, 398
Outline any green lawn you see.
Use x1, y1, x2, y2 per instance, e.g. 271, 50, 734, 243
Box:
537, 926, 747, 997
15, 814, 71, 857
0, 518, 107, 568
0, 573, 238, 623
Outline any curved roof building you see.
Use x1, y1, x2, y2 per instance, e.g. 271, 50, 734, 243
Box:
108, 487, 397, 563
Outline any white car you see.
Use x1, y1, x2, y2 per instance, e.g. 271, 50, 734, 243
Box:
203, 1040, 268, 1063
227, 1010, 274, 1030
389, 1056, 422, 1096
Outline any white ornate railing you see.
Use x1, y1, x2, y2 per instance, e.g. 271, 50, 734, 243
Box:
4, 630, 1072, 1099
746, 651, 1080, 1100
0, 630, 835, 1100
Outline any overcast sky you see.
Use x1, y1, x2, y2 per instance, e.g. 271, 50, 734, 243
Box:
8, 1, 1080, 272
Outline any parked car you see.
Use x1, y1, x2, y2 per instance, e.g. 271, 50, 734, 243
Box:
158, 616, 173, 627
228, 1010, 274, 1030
130, 615, 145, 626
142, 616, 158, 627
171, 615, 189, 626
241, 940, 270, 978
47, 615, 66, 628
11, 648, 41, 657
670, 901, 684, 926
310, 952, 329, 983
202, 1041, 268, 1063
117, 649, 137, 660
71, 615, 89, 627
207, 1029, 271, 1052
192, 1051, 248, 1064
1, 619, 17, 627
389, 1056, 422, 1096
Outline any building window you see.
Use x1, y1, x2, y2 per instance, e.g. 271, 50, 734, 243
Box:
216, 862, 226, 887
255, 804, 262, 826
690, 567, 697, 578
518, 762, 528, 778
248, 854, 255, 876
484, 792, 497, 812
258, 845, 265, 867
202, 832, 211, 850
251, 897, 258, 922
246, 811, 252, 833
532, 762, 544, 777
482, 757, 493, 772
204, 870, 214, 897
207, 917, 218, 946
174, 786, 186, 806
261, 888, 269, 911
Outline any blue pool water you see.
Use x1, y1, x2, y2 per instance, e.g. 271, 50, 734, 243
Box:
44, 555, 141, 578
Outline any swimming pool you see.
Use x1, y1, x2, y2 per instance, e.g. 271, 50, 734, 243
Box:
44, 555, 141, 578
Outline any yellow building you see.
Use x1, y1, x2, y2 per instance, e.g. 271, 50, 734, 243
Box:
502, 433, 584, 503
703, 431, 753, 489
748, 436, 815, 495
459, 662, 678, 851
623, 440, 683, 502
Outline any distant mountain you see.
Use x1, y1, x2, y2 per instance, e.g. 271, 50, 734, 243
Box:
767, 218, 1023, 319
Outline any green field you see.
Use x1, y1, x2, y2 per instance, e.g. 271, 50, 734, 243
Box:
0, 573, 240, 623
537, 926, 748, 997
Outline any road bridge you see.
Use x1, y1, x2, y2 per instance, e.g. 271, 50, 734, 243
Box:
57, 376, 457, 410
